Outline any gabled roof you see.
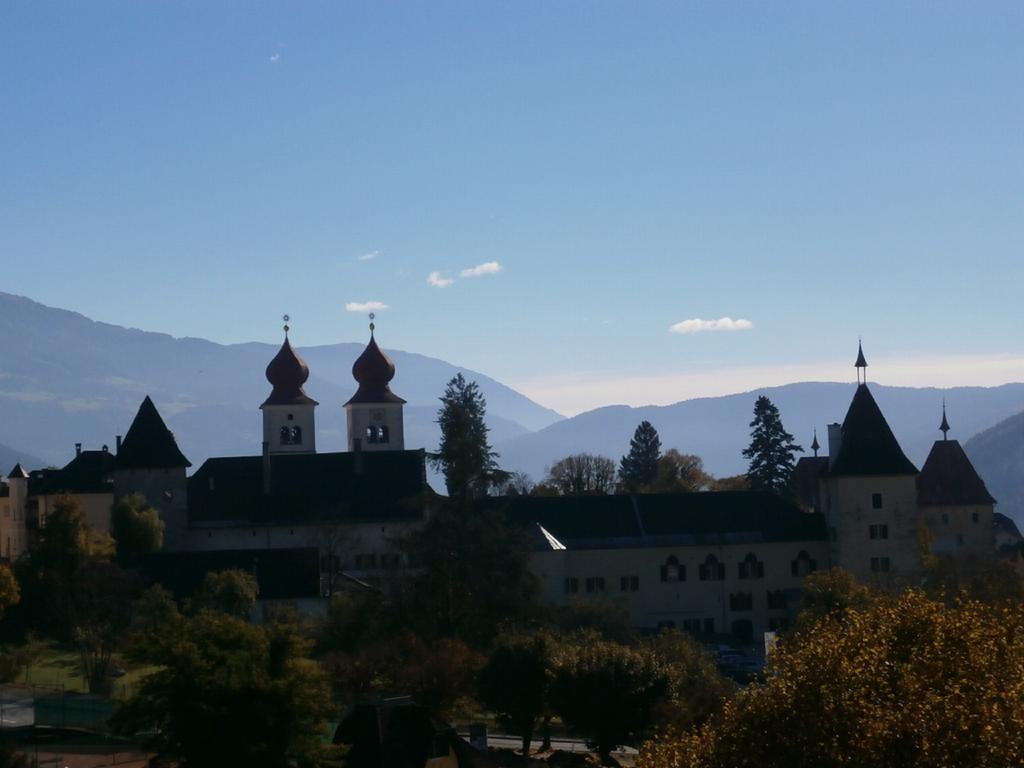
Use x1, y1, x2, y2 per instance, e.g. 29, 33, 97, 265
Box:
34, 450, 115, 495
187, 449, 431, 525
116, 396, 191, 469
479, 491, 827, 550
828, 385, 918, 477
994, 512, 1022, 539
918, 439, 996, 506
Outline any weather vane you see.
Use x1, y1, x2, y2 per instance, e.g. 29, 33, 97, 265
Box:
369, 312, 375, 333
283, 314, 290, 335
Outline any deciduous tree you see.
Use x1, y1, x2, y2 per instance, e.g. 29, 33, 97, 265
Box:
742, 396, 802, 493
110, 493, 165, 562
648, 450, 711, 493
543, 454, 617, 496
192, 568, 259, 618
478, 632, 555, 756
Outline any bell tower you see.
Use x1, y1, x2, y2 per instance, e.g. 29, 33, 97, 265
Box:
261, 317, 318, 454
345, 316, 405, 452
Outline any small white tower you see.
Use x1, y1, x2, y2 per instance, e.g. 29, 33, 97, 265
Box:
261, 318, 318, 454
345, 316, 405, 452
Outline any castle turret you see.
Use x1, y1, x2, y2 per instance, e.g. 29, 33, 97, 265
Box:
345, 319, 405, 452
261, 322, 318, 455
113, 396, 191, 549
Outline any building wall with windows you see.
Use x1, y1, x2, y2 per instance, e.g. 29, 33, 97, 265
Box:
529, 539, 830, 640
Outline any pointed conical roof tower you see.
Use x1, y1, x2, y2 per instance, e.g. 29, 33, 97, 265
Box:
829, 385, 917, 476
116, 396, 191, 469
855, 340, 868, 385
6, 463, 28, 480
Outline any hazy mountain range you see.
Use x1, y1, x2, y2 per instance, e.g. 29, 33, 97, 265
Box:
1, 291, 1021, 524
964, 412, 1024, 526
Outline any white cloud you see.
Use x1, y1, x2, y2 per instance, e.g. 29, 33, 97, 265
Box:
269, 53, 281, 64
669, 317, 754, 335
358, 251, 379, 262
460, 261, 503, 278
427, 271, 455, 288
345, 301, 389, 313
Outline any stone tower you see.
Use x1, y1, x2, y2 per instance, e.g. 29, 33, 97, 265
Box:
345, 323, 406, 452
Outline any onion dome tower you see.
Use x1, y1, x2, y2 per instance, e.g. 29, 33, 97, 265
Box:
344, 315, 406, 452
261, 317, 318, 454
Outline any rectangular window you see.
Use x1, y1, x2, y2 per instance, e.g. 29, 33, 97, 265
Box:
585, 577, 606, 593
869, 524, 889, 540
564, 577, 579, 594
870, 557, 891, 573
871, 493, 883, 510
703, 618, 715, 634
619, 575, 639, 592
972, 512, 980, 524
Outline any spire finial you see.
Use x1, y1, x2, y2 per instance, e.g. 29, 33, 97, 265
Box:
282, 314, 290, 336
368, 312, 375, 334
940, 399, 950, 440
811, 429, 820, 457
855, 339, 868, 385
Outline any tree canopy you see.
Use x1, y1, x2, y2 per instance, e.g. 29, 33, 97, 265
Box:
619, 421, 662, 491
432, 373, 504, 498
192, 568, 260, 618
478, 632, 554, 755
110, 492, 165, 562
742, 396, 802, 493
648, 450, 711, 493
541, 454, 617, 496
638, 591, 1024, 768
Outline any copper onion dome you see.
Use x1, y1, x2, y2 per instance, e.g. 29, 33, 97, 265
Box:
262, 338, 318, 407
346, 331, 406, 405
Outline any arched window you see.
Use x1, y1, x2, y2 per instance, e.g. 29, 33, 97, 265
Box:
791, 550, 817, 577
366, 426, 378, 444
290, 426, 302, 445
378, 424, 390, 444
699, 554, 725, 581
660, 555, 685, 583
280, 426, 291, 445
739, 552, 765, 579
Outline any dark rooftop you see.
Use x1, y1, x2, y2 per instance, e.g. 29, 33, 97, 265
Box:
141, 547, 321, 600
116, 396, 192, 470
918, 439, 996, 507
828, 385, 918, 477
188, 449, 431, 525
480, 491, 827, 550
32, 450, 115, 495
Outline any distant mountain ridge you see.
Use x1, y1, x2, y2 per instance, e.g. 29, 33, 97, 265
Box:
494, 381, 1024, 497
0, 443, 44, 475
965, 411, 1024, 525
0, 292, 563, 467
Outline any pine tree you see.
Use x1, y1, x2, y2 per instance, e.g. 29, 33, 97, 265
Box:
619, 421, 662, 491
432, 373, 504, 499
742, 396, 803, 492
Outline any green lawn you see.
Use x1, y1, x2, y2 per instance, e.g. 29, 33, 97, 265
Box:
16, 642, 157, 699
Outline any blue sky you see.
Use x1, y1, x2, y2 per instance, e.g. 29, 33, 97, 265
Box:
3, 2, 1023, 414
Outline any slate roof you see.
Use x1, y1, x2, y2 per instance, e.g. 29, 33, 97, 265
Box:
33, 450, 115, 495
141, 547, 321, 600
994, 512, 1022, 539
6, 463, 28, 480
188, 449, 431, 525
917, 439, 997, 506
116, 397, 192, 469
827, 385, 918, 477
479, 491, 827, 550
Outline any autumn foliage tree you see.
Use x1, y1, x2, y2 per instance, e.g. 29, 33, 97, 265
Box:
638, 591, 1024, 768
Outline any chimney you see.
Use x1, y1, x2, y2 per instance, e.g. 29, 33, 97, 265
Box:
75, 443, 82, 457
353, 437, 363, 474
101, 444, 109, 453
262, 441, 271, 495
115, 435, 122, 453
827, 423, 842, 468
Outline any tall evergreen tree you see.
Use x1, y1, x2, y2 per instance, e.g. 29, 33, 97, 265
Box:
619, 421, 662, 491
742, 396, 803, 492
432, 373, 504, 499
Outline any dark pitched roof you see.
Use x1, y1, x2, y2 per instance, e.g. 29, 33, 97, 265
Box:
827, 385, 918, 477
345, 334, 406, 405
917, 440, 996, 506
793, 456, 829, 510
140, 547, 321, 600
994, 512, 1021, 539
187, 449, 431, 525
6, 463, 28, 480
480, 491, 827, 550
262, 337, 319, 407
116, 396, 191, 469
34, 450, 115, 495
